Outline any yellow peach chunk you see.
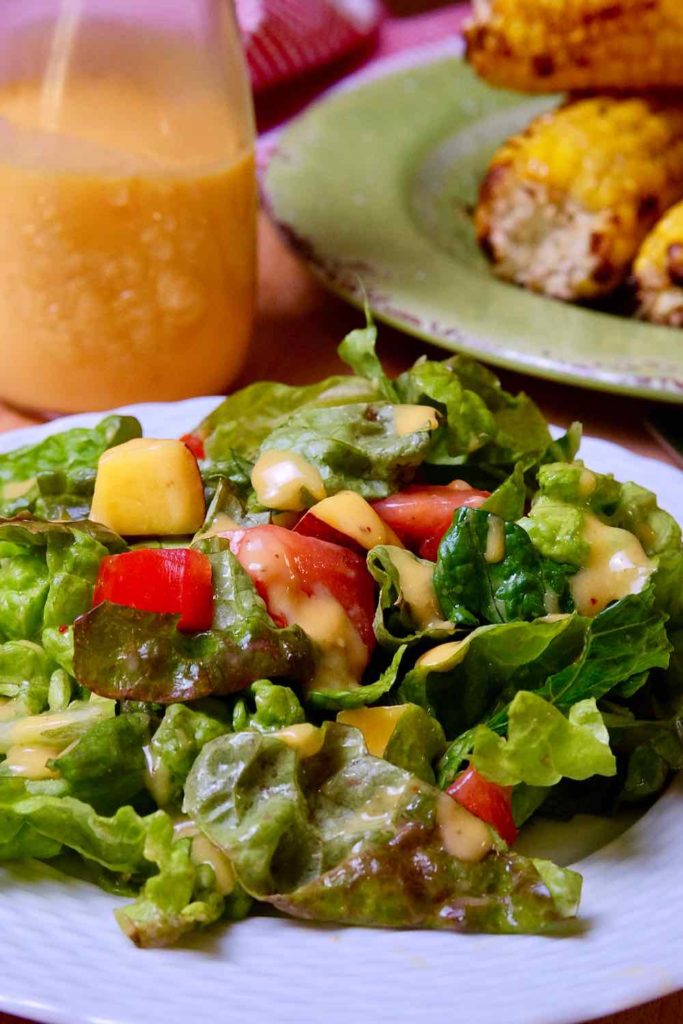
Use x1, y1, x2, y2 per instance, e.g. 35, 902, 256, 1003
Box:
90, 438, 205, 536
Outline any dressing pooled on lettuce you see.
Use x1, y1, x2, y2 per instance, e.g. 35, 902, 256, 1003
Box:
0, 317, 680, 947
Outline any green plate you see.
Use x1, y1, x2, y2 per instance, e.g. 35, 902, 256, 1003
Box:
263, 55, 683, 403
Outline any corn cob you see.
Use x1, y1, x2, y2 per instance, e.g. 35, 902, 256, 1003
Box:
634, 201, 683, 325
465, 0, 683, 94
475, 96, 683, 301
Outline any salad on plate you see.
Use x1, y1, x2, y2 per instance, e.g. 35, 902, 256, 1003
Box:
0, 317, 681, 948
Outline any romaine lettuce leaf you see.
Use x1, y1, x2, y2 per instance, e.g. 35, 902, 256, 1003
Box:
307, 645, 406, 712
470, 692, 616, 786
337, 313, 398, 402
367, 546, 454, 649
433, 508, 574, 625
400, 616, 585, 741
481, 464, 527, 521
200, 376, 379, 463
255, 402, 433, 502
380, 702, 446, 784
184, 724, 580, 934
437, 588, 671, 786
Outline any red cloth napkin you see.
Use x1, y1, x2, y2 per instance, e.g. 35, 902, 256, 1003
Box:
236, 0, 384, 94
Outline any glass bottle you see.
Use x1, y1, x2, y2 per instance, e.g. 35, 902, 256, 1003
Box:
0, 0, 257, 413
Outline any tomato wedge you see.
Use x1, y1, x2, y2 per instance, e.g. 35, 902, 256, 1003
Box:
93, 548, 213, 633
372, 484, 489, 560
446, 766, 518, 846
179, 431, 205, 461
230, 525, 376, 655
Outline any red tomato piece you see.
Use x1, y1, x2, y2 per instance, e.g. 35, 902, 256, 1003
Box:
230, 524, 376, 654
93, 548, 213, 633
180, 432, 205, 461
446, 766, 518, 846
371, 485, 489, 560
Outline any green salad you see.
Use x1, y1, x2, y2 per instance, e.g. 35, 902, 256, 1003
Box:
0, 317, 681, 947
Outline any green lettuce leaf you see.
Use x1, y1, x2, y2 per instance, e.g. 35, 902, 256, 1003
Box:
367, 546, 454, 649
53, 712, 152, 814
145, 701, 232, 808
394, 358, 494, 462
393, 354, 580, 484
433, 508, 574, 625
437, 588, 671, 786
200, 376, 379, 463
481, 464, 527, 521
471, 692, 616, 786
256, 402, 432, 502
73, 546, 314, 702
192, 478, 269, 546
184, 724, 580, 934
0, 694, 115, 757
231, 680, 305, 733
307, 645, 406, 712
0, 415, 141, 518
337, 313, 398, 402
381, 702, 446, 784
115, 813, 250, 948
0, 640, 56, 713
0, 778, 151, 873
400, 616, 585, 741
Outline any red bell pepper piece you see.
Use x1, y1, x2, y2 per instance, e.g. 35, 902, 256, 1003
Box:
93, 548, 213, 633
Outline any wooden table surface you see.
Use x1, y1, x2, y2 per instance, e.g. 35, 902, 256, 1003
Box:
0, 212, 681, 1024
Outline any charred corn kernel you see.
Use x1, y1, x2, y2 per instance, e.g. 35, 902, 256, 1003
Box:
475, 97, 683, 300
466, 0, 683, 93
634, 200, 683, 326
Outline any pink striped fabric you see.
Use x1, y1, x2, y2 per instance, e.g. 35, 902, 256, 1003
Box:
236, 0, 384, 93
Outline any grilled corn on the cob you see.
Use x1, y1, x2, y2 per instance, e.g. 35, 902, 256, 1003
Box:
475, 97, 683, 301
634, 201, 683, 326
466, 0, 683, 93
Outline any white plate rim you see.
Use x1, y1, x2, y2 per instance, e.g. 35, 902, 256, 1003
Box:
0, 398, 682, 1024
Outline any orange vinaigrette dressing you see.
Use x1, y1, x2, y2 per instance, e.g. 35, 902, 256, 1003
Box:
0, 20, 256, 412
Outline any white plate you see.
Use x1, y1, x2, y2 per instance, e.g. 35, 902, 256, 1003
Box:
1, 399, 682, 1024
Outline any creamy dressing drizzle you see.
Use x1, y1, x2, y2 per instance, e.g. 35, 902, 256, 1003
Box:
143, 745, 173, 807
436, 791, 492, 862
337, 705, 407, 757
2, 478, 36, 500
4, 744, 61, 779
275, 723, 324, 758
416, 638, 469, 670
199, 511, 241, 539
251, 450, 326, 511
309, 490, 403, 550
484, 516, 506, 564
578, 468, 597, 497
392, 404, 440, 437
190, 834, 236, 895
570, 512, 653, 616
388, 547, 450, 631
